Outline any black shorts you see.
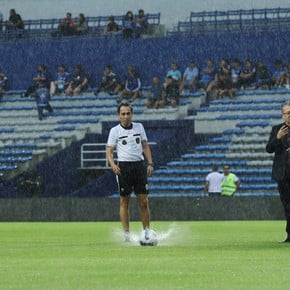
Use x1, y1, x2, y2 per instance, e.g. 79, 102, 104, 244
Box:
117, 161, 148, 196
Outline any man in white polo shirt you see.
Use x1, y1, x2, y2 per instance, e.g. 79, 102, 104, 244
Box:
106, 103, 154, 243
204, 165, 223, 196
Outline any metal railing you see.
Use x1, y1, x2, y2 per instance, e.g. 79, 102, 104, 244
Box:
80, 142, 156, 169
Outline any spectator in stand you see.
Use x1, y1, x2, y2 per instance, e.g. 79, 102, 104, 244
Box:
133, 9, 148, 37
65, 65, 89, 96
33, 87, 53, 121
74, 13, 88, 35
6, 9, 24, 30
166, 62, 182, 87
23, 64, 50, 98
284, 60, 290, 89
57, 12, 75, 36
272, 59, 286, 88
204, 165, 223, 196
200, 60, 216, 90
103, 15, 119, 35
0, 10, 3, 31
230, 58, 242, 89
95, 65, 120, 95
0, 73, 8, 99
159, 76, 180, 108
206, 58, 231, 101
146, 77, 163, 109
122, 11, 134, 38
255, 60, 271, 90
119, 65, 141, 103
215, 58, 234, 99
221, 165, 240, 196
179, 59, 199, 93
50, 64, 70, 96
238, 59, 256, 89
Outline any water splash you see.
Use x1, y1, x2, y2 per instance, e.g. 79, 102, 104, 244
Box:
111, 222, 192, 246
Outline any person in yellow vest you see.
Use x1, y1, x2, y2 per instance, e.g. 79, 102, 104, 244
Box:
221, 165, 240, 196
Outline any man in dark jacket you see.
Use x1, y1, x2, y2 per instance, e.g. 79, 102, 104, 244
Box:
266, 100, 290, 242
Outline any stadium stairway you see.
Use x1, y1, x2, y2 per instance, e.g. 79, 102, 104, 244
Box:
0, 90, 201, 181
149, 90, 287, 197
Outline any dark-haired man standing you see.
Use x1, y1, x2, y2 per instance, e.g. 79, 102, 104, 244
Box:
106, 103, 154, 243
266, 101, 290, 242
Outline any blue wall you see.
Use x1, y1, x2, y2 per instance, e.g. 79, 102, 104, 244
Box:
1, 31, 290, 90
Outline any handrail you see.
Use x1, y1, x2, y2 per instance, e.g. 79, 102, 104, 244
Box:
80, 142, 157, 169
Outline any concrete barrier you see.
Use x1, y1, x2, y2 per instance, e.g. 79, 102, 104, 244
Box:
0, 196, 283, 221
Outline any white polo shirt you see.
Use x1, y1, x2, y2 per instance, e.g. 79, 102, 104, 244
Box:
107, 122, 148, 162
205, 171, 223, 193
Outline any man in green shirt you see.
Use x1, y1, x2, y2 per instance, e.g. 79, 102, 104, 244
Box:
221, 165, 240, 196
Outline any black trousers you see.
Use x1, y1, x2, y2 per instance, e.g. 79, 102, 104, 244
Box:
278, 179, 290, 234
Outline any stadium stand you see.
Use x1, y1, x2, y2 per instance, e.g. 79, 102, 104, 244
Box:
2, 7, 290, 199
0, 13, 163, 40
0, 90, 198, 182
168, 7, 290, 36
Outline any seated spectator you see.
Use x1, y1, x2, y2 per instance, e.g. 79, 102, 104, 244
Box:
255, 60, 271, 90
230, 58, 242, 89
179, 59, 199, 93
23, 64, 50, 98
272, 59, 285, 88
103, 16, 119, 35
74, 13, 89, 35
119, 65, 141, 102
146, 77, 163, 109
65, 65, 89, 96
95, 65, 120, 95
50, 64, 70, 96
32, 87, 53, 121
216, 71, 234, 99
6, 9, 24, 30
166, 62, 182, 85
199, 59, 216, 91
0, 10, 3, 31
205, 58, 231, 101
0, 73, 8, 99
284, 60, 290, 89
122, 11, 134, 38
238, 59, 256, 89
57, 12, 75, 36
159, 76, 180, 108
133, 9, 148, 37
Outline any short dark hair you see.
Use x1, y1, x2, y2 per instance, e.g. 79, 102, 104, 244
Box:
117, 102, 133, 114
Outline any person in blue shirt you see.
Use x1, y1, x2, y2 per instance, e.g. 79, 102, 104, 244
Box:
50, 64, 70, 96
119, 65, 141, 103
122, 11, 134, 38
33, 87, 53, 121
133, 9, 148, 37
146, 76, 163, 109
22, 64, 50, 98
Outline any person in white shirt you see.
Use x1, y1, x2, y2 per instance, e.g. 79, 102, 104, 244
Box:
204, 165, 223, 196
106, 103, 154, 243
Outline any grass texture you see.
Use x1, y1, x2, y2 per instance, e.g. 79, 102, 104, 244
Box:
0, 221, 289, 290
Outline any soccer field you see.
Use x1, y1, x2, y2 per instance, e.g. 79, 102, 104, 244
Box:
0, 221, 289, 290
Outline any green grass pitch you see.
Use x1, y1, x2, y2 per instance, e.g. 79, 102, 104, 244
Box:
0, 221, 289, 290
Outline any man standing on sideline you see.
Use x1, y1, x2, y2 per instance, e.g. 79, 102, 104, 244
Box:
221, 165, 240, 196
204, 165, 223, 196
266, 100, 290, 242
106, 103, 154, 242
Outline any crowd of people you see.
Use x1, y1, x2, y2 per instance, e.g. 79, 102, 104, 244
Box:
1, 56, 290, 120
0, 8, 149, 39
